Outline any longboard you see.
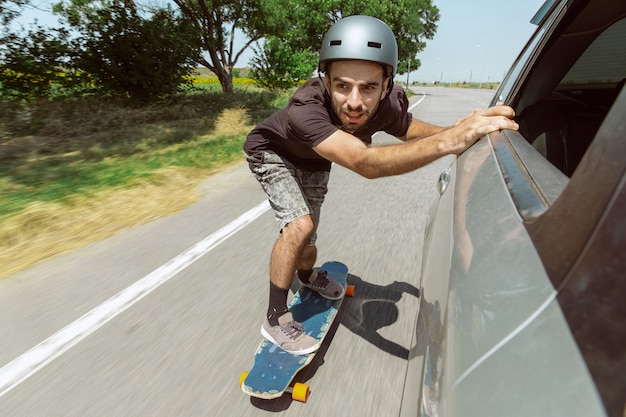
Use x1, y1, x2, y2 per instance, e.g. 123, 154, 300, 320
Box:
240, 261, 354, 402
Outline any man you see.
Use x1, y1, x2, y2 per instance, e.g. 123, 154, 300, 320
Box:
244, 15, 518, 354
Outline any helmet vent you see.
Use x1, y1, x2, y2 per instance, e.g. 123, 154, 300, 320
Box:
330, 40, 342, 46
367, 42, 382, 49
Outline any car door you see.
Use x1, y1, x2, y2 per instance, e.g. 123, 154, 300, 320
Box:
401, 0, 625, 416
447, 0, 625, 416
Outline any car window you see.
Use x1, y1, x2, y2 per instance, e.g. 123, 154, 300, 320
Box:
560, 18, 626, 86
515, 15, 626, 177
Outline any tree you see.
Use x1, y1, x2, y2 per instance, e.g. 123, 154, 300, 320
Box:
169, 0, 286, 94
0, 0, 28, 27
54, 0, 202, 100
266, 0, 440, 76
249, 36, 317, 90
0, 1, 95, 101
0, 26, 77, 100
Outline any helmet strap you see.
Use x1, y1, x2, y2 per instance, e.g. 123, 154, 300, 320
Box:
381, 75, 394, 105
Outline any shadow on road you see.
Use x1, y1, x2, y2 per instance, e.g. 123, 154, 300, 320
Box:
341, 274, 420, 359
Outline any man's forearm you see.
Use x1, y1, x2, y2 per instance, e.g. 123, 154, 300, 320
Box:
358, 130, 453, 178
401, 119, 448, 142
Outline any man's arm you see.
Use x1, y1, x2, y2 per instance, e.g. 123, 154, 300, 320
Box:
313, 105, 518, 179
398, 118, 447, 142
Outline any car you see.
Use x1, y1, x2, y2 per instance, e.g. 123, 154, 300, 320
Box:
400, 0, 626, 416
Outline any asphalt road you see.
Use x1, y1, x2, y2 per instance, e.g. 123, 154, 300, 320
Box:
0, 87, 493, 417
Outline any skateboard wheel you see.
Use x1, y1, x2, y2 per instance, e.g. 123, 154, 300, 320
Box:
239, 371, 249, 388
292, 382, 310, 402
345, 285, 355, 297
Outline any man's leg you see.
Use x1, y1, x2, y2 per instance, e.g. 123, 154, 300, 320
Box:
297, 244, 317, 281
263, 215, 321, 354
267, 215, 314, 324
246, 151, 335, 353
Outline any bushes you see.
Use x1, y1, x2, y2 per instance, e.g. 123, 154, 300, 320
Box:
69, 4, 201, 101
0, 0, 201, 101
0, 26, 88, 100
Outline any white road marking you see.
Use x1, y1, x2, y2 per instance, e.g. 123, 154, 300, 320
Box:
0, 200, 270, 398
408, 90, 427, 111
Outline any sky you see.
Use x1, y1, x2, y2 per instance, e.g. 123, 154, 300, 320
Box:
411, 0, 545, 83
11, 0, 546, 83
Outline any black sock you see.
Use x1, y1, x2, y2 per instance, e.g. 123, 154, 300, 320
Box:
298, 269, 313, 283
267, 282, 289, 326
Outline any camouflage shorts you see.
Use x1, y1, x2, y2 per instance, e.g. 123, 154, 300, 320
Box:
245, 151, 329, 245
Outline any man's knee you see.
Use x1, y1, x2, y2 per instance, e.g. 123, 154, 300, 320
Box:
282, 215, 315, 241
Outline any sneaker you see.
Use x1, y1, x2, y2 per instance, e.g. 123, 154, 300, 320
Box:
261, 312, 320, 355
298, 269, 344, 300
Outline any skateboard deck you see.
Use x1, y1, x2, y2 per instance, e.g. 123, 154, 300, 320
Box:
240, 261, 352, 402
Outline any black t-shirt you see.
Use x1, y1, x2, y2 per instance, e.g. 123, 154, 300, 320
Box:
244, 77, 413, 171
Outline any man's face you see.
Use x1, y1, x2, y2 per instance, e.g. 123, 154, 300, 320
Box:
324, 60, 389, 133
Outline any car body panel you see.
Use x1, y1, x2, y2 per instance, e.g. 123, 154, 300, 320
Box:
400, 154, 455, 417
446, 137, 557, 374
449, 298, 605, 417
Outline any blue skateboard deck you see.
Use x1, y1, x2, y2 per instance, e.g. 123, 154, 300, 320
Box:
241, 261, 351, 402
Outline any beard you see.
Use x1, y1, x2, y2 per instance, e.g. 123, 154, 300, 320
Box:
332, 101, 378, 133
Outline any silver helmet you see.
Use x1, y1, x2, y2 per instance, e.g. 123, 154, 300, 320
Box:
318, 15, 398, 77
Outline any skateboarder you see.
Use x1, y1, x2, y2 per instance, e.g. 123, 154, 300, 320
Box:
244, 15, 518, 354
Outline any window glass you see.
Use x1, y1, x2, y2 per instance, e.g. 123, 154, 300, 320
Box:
560, 18, 626, 85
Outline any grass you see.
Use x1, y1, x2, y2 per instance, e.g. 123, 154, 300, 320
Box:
0, 82, 293, 278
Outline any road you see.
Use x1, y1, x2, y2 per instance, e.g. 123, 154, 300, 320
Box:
0, 87, 493, 416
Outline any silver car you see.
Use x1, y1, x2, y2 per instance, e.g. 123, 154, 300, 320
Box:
400, 0, 625, 416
